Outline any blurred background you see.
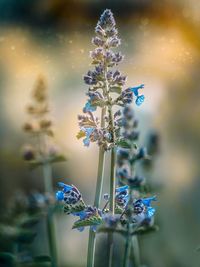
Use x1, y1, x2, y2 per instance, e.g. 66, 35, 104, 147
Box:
0, 0, 200, 267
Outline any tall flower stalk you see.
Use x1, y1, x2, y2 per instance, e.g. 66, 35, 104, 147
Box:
23, 76, 66, 267
56, 9, 157, 267
77, 9, 125, 266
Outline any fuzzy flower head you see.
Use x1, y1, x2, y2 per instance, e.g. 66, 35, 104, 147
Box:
132, 196, 157, 225
56, 182, 86, 214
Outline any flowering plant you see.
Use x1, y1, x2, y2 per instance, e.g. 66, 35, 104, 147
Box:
56, 9, 158, 267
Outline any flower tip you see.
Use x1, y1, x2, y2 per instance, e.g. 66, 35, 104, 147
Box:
57, 182, 73, 192
135, 95, 145, 106
56, 191, 64, 201
57, 182, 66, 187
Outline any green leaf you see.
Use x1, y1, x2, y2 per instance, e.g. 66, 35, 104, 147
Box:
28, 159, 44, 170
72, 215, 103, 229
132, 225, 159, 235
116, 139, 131, 149
34, 256, 51, 262
110, 86, 122, 94
49, 154, 67, 164
76, 130, 86, 139
16, 229, 37, 244
15, 214, 40, 228
0, 252, 16, 267
64, 199, 86, 215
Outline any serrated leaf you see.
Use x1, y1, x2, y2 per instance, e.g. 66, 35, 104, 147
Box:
116, 139, 131, 149
110, 86, 122, 94
64, 199, 86, 214
72, 215, 103, 229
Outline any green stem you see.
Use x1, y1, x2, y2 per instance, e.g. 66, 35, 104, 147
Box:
47, 206, 57, 267
107, 146, 116, 267
130, 236, 140, 267
123, 229, 131, 267
87, 107, 106, 267
43, 161, 53, 193
108, 233, 114, 267
109, 147, 116, 215
42, 157, 57, 267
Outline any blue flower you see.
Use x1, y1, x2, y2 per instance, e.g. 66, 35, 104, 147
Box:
135, 95, 145, 106
131, 84, 144, 97
146, 207, 156, 218
115, 185, 129, 207
56, 190, 64, 201
116, 185, 129, 193
130, 84, 145, 106
57, 182, 73, 193
81, 127, 95, 147
83, 101, 97, 113
142, 196, 157, 207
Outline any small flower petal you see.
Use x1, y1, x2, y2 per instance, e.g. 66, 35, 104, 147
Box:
135, 95, 145, 106
56, 191, 64, 201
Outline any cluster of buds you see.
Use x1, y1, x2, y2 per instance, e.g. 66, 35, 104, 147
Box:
77, 9, 145, 150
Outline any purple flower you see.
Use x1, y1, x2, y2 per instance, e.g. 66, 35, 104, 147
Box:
98, 9, 116, 30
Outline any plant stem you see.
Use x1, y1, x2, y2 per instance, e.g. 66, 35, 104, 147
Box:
87, 107, 106, 267
123, 227, 131, 267
108, 232, 114, 267
42, 161, 57, 267
129, 149, 140, 267
123, 187, 133, 267
130, 236, 140, 267
109, 146, 116, 214
43, 161, 53, 193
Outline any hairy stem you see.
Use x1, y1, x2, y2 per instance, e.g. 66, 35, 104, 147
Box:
130, 236, 140, 267
87, 107, 106, 267
129, 147, 140, 267
123, 227, 131, 267
41, 133, 57, 267
107, 144, 116, 267
108, 233, 114, 267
